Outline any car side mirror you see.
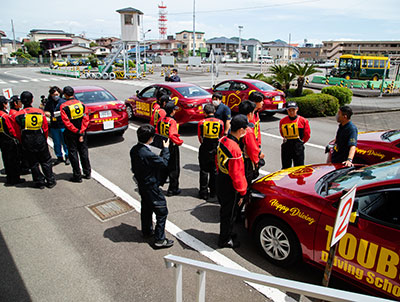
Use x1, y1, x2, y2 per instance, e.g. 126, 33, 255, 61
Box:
136, 90, 140, 97
212, 85, 216, 90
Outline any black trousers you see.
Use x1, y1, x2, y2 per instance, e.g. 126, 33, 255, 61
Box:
281, 140, 305, 169
138, 183, 168, 241
0, 138, 21, 184
198, 145, 217, 195
64, 132, 91, 179
23, 143, 55, 185
168, 144, 180, 192
217, 173, 238, 244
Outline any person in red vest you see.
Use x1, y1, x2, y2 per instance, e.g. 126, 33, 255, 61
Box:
248, 91, 263, 147
0, 96, 25, 185
14, 91, 56, 189
157, 102, 183, 196
197, 103, 224, 200
60, 86, 91, 183
8, 95, 23, 117
216, 114, 248, 249
150, 94, 168, 127
279, 101, 311, 169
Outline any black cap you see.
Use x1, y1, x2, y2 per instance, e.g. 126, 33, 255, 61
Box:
0, 96, 9, 104
286, 101, 298, 109
231, 114, 249, 132
165, 101, 179, 115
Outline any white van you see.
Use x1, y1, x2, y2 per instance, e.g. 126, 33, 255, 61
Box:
259, 56, 274, 64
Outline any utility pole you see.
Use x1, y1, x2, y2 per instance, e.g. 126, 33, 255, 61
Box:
11, 19, 16, 52
288, 33, 291, 61
192, 0, 196, 56
238, 25, 243, 63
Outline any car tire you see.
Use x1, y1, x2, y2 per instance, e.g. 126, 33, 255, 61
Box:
255, 217, 301, 267
126, 105, 134, 120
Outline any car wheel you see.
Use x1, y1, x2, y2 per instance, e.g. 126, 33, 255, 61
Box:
126, 105, 134, 120
255, 217, 301, 267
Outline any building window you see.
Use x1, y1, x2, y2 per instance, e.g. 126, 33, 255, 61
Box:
138, 15, 141, 26
124, 14, 133, 25
197, 34, 202, 39
183, 34, 187, 39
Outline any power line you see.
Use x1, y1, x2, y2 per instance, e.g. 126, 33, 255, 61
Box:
166, 0, 321, 16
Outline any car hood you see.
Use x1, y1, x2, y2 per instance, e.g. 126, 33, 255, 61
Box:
252, 164, 343, 197
357, 130, 386, 142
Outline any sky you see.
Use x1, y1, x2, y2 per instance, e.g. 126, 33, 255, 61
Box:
2, 0, 400, 45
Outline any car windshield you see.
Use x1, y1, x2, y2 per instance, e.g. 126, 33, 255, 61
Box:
251, 81, 276, 92
175, 86, 210, 98
320, 160, 400, 196
75, 90, 117, 104
381, 130, 400, 142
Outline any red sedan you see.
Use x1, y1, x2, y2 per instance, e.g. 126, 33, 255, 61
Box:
206, 79, 286, 116
246, 160, 400, 300
326, 130, 400, 165
125, 83, 211, 125
73, 86, 128, 135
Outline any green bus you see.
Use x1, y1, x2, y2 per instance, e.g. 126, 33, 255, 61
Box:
331, 54, 390, 81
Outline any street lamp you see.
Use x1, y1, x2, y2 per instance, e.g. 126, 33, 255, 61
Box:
238, 25, 243, 63
143, 29, 151, 62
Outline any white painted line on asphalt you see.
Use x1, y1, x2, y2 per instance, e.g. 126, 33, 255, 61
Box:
261, 131, 325, 150
40, 78, 51, 82
46, 135, 293, 302
9, 80, 18, 83
20, 80, 29, 83
31, 79, 40, 82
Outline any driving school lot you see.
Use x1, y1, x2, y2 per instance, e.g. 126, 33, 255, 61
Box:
1, 65, 400, 301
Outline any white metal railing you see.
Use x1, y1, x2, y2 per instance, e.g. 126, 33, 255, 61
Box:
164, 254, 394, 302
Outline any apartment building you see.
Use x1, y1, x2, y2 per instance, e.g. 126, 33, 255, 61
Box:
175, 30, 205, 56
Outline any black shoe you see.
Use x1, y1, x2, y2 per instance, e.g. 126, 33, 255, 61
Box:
154, 238, 174, 249
46, 181, 57, 189
199, 191, 209, 200
35, 182, 46, 189
218, 239, 240, 249
53, 157, 64, 166
83, 174, 91, 180
167, 189, 181, 196
5, 178, 26, 186
64, 157, 70, 165
69, 176, 82, 183
20, 169, 30, 175
209, 192, 216, 198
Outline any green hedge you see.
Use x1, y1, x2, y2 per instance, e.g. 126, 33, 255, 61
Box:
321, 86, 352, 106
290, 94, 339, 117
287, 88, 314, 98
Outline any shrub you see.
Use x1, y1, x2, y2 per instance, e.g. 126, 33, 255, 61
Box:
321, 86, 352, 106
289, 94, 339, 117
287, 88, 314, 98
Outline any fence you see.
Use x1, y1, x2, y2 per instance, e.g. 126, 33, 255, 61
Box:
164, 254, 394, 302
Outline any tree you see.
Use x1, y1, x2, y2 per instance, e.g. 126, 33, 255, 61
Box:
269, 64, 295, 94
289, 63, 318, 97
178, 47, 184, 58
89, 41, 98, 48
24, 41, 41, 57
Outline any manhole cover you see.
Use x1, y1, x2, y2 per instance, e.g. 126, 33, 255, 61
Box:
86, 197, 134, 222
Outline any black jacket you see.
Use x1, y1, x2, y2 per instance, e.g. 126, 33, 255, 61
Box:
130, 143, 170, 187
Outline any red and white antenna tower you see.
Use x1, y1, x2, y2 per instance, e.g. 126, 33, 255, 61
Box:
158, 1, 167, 40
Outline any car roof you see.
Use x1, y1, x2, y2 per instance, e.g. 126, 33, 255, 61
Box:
72, 86, 106, 93
157, 82, 202, 88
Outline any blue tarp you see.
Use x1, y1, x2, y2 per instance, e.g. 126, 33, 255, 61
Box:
128, 46, 149, 53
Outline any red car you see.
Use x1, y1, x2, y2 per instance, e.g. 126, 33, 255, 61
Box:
246, 160, 400, 300
73, 86, 128, 135
125, 83, 211, 125
206, 79, 286, 116
326, 130, 400, 165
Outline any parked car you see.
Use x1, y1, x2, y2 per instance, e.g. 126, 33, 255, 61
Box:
246, 159, 400, 300
125, 83, 212, 125
52, 59, 68, 67
326, 129, 400, 165
206, 79, 286, 116
8, 57, 18, 65
67, 59, 79, 66
78, 58, 89, 66
73, 86, 128, 135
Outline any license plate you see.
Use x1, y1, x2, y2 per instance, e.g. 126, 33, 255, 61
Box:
100, 110, 112, 118
103, 120, 114, 130
275, 96, 281, 101
278, 103, 283, 109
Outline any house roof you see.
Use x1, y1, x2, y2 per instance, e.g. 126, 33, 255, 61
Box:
206, 37, 238, 44
176, 30, 205, 34
47, 43, 92, 53
242, 40, 261, 46
0, 30, 6, 37
1, 38, 22, 44
116, 7, 143, 14
30, 29, 72, 35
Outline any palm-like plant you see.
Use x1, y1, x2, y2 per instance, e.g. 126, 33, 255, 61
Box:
269, 65, 295, 94
289, 63, 319, 97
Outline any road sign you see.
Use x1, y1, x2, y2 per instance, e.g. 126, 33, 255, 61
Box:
2, 88, 13, 99
331, 185, 357, 247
